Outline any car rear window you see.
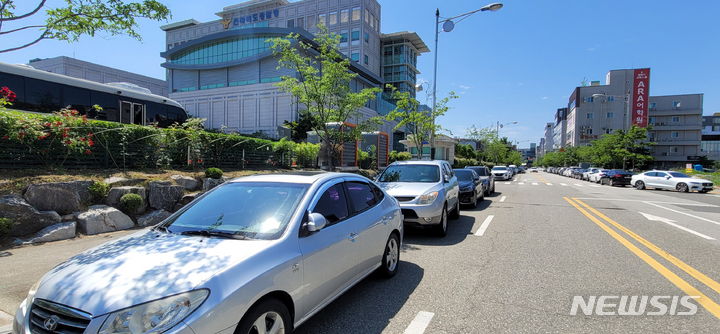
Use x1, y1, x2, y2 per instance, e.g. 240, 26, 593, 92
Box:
466, 167, 488, 176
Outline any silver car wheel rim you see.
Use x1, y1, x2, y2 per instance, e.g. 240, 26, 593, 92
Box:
250, 311, 285, 334
386, 238, 398, 271
677, 183, 688, 192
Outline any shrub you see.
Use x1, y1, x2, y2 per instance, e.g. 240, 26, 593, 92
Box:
294, 142, 321, 168
453, 157, 478, 168
0, 218, 12, 237
205, 167, 224, 179
120, 193, 143, 214
89, 181, 110, 202
389, 150, 412, 163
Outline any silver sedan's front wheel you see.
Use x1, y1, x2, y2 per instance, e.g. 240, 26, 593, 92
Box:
251, 312, 285, 334
379, 233, 400, 278
235, 299, 290, 334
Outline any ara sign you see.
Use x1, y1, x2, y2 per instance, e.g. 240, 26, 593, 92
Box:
632, 68, 650, 127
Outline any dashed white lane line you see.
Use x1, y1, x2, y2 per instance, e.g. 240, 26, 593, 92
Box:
518, 182, 525, 185
546, 183, 553, 186
643, 201, 720, 227
532, 182, 538, 186
591, 185, 601, 188
404, 311, 435, 334
504, 182, 511, 185
500, 196, 506, 202
574, 184, 583, 187
475, 215, 495, 236
560, 183, 568, 186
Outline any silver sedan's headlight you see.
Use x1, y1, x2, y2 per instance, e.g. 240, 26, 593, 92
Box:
26, 277, 42, 305
99, 290, 209, 334
418, 191, 438, 205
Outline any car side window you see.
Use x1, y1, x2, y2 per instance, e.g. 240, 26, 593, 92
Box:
312, 183, 349, 226
646, 172, 657, 177
655, 172, 667, 178
346, 181, 377, 214
369, 182, 385, 202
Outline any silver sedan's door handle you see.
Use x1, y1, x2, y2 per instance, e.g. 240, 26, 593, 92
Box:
381, 217, 390, 225
348, 232, 358, 242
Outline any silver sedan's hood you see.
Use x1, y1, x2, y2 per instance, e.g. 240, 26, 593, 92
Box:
34, 229, 271, 316
377, 182, 439, 197
686, 177, 712, 183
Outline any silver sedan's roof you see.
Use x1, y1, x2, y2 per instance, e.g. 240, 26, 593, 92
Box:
389, 160, 446, 166
227, 171, 362, 184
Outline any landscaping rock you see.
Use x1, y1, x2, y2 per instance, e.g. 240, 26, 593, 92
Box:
75, 180, 94, 204
173, 203, 184, 212
171, 175, 198, 190
106, 186, 147, 214
74, 205, 134, 235
27, 222, 77, 244
104, 177, 147, 186
203, 178, 224, 191
0, 195, 61, 237
137, 210, 171, 227
148, 182, 184, 212
61, 214, 75, 222
180, 193, 201, 205
24, 182, 86, 215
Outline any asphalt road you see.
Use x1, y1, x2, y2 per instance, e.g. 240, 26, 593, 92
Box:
2, 172, 719, 333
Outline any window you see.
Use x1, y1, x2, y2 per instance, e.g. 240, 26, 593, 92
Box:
352, 6, 360, 21
375, 18, 379, 31
351, 52, 359, 61
586, 128, 593, 135
369, 183, 385, 202
329, 11, 337, 25
313, 184, 349, 226
340, 31, 348, 43
365, 8, 369, 22
286, 19, 294, 28
587, 113, 594, 119
605, 128, 612, 134
341, 9, 349, 23
346, 181, 377, 214
606, 112, 614, 118
364, 32, 369, 43
351, 29, 360, 42
318, 13, 326, 26
586, 97, 594, 103
672, 116, 679, 123
713, 118, 720, 124
370, 14, 375, 29
607, 96, 615, 102
671, 131, 679, 138
307, 15, 315, 29
673, 101, 681, 108
364, 54, 368, 65
649, 102, 657, 108
297, 17, 304, 29
670, 147, 678, 153
649, 116, 655, 124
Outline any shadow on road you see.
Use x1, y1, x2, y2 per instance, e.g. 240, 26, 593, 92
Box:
293, 261, 424, 334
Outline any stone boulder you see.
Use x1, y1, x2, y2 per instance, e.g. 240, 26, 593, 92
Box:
0, 195, 61, 237
74, 205, 134, 235
203, 178, 224, 191
24, 181, 93, 215
148, 181, 184, 212
104, 177, 147, 186
137, 210, 172, 227
106, 186, 147, 214
24, 222, 77, 244
171, 175, 198, 190
180, 193, 202, 205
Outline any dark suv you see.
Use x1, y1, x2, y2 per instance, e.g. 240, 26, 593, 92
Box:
465, 166, 495, 196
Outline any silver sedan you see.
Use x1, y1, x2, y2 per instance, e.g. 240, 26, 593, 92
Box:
13, 172, 403, 334
631, 170, 714, 193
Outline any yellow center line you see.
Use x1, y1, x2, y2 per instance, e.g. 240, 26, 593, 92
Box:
572, 197, 720, 297
531, 173, 550, 184
563, 197, 720, 320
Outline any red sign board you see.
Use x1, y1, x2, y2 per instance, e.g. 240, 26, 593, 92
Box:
632, 68, 650, 127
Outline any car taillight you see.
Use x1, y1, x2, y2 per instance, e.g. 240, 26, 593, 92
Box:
614, 174, 621, 178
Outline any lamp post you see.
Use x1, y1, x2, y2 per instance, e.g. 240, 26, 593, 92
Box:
593, 93, 631, 169
430, 3, 503, 160
496, 121, 517, 140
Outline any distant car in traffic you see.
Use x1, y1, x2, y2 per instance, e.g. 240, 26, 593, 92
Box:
492, 166, 512, 181
465, 166, 496, 195
600, 170, 634, 186
631, 170, 714, 193
454, 169, 485, 208
530, 167, 538, 173
376, 160, 460, 237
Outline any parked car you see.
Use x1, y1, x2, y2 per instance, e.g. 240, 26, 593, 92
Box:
509, 165, 518, 176
465, 165, 496, 195
589, 169, 611, 183
13, 172, 403, 334
454, 169, 485, 208
492, 165, 513, 181
632, 170, 715, 193
530, 167, 539, 173
572, 168, 586, 179
582, 168, 601, 181
600, 169, 635, 186
376, 160, 460, 237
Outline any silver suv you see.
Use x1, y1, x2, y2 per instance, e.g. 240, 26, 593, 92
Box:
376, 160, 460, 237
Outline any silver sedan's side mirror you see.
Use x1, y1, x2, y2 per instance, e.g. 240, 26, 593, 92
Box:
307, 212, 327, 232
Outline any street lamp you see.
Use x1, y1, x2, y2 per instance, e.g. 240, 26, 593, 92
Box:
430, 3, 503, 160
593, 93, 631, 169
496, 121, 517, 140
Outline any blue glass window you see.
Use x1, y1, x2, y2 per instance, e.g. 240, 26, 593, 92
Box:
169, 36, 278, 66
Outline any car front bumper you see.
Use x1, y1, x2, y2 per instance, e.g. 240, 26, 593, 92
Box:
458, 190, 475, 204
396, 199, 445, 226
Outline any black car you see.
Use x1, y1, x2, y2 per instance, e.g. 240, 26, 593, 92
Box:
600, 169, 635, 186
465, 165, 495, 195
454, 169, 485, 208
572, 168, 585, 179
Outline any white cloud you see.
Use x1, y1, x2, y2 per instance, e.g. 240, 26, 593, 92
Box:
459, 85, 471, 90
460, 91, 466, 94
542, 97, 548, 100
588, 45, 600, 51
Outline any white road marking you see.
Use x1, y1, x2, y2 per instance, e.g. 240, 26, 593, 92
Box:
639, 212, 715, 240
404, 311, 435, 334
504, 182, 511, 185
475, 215, 495, 236
546, 183, 553, 186
643, 201, 720, 227
532, 182, 538, 185
560, 183, 568, 186
591, 185, 600, 188
518, 182, 525, 185
575, 184, 583, 187
500, 196, 506, 202
572, 198, 719, 207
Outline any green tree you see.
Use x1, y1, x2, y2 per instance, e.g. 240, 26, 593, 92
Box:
0, 0, 171, 53
504, 150, 522, 166
485, 141, 508, 164
454, 142, 475, 159
268, 25, 382, 167
465, 125, 496, 150
282, 111, 317, 143
385, 86, 457, 160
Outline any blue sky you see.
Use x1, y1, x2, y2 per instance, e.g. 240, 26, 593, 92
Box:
3, 0, 718, 149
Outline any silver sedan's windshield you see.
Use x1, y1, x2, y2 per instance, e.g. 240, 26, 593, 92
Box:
164, 182, 308, 239
379, 165, 440, 182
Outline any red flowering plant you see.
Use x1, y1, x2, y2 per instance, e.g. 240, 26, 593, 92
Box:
0, 101, 102, 166
0, 87, 16, 108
